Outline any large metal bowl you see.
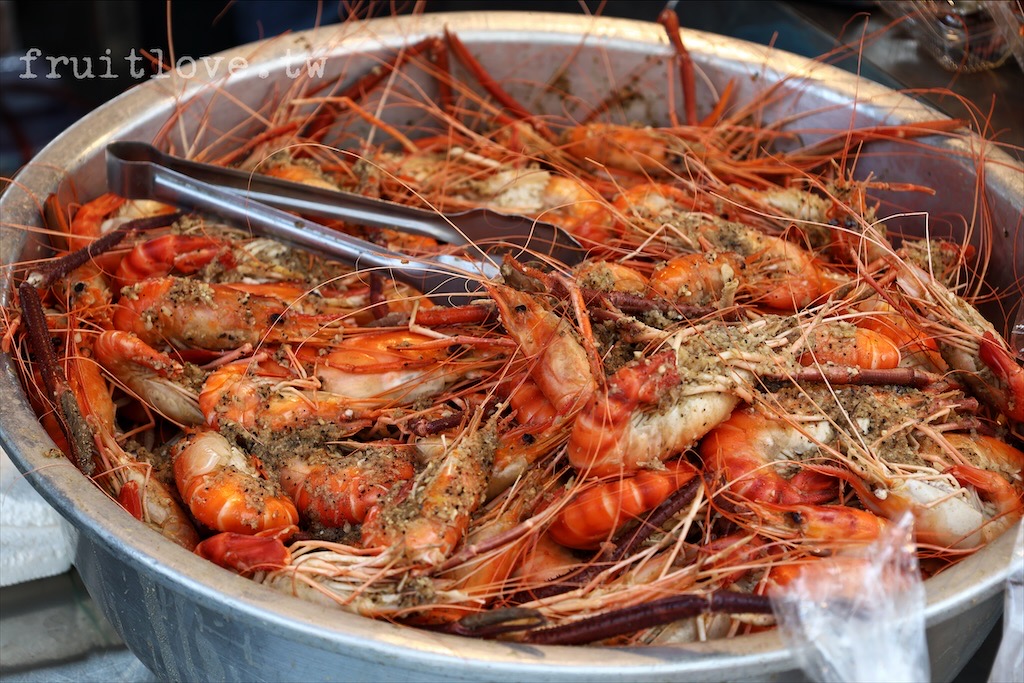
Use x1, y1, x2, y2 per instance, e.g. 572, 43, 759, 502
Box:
1, 12, 1021, 682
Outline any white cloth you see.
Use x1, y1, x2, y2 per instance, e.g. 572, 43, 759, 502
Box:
0, 446, 75, 586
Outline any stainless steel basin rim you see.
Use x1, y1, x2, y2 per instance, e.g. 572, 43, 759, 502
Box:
0, 11, 1019, 682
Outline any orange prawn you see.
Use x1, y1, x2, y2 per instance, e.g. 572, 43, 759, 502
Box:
195, 525, 296, 574
853, 297, 945, 372
361, 417, 497, 566
574, 260, 649, 295
750, 502, 891, 544
799, 325, 901, 370
614, 183, 828, 311
259, 159, 340, 190
294, 329, 488, 403
50, 193, 125, 314
648, 252, 745, 308
547, 459, 699, 550
535, 175, 616, 246
277, 445, 416, 527
223, 278, 431, 322
944, 463, 1023, 545
173, 429, 300, 534
112, 276, 335, 351
113, 234, 230, 289
847, 433, 1024, 548
45, 324, 200, 550
561, 122, 705, 177
482, 310, 591, 491
198, 359, 377, 432
568, 348, 717, 476
721, 385, 1021, 550
93, 330, 204, 426
893, 260, 1024, 422
488, 283, 597, 417
427, 473, 553, 621
700, 408, 841, 508
105, 431, 202, 551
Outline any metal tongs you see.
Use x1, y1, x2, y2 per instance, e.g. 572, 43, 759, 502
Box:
105, 141, 585, 303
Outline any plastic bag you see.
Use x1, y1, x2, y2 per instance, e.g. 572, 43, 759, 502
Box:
771, 514, 928, 683
988, 520, 1023, 683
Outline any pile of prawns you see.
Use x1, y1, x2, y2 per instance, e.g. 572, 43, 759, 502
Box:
5, 10, 1023, 646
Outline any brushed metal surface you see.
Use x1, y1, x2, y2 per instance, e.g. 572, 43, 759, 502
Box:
1, 11, 1021, 682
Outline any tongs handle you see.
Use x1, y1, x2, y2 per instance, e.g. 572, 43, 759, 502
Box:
108, 141, 472, 245
106, 141, 585, 266
106, 143, 498, 303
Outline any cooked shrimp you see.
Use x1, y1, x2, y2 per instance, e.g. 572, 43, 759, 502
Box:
886, 433, 1024, 546
700, 408, 840, 507
847, 473, 994, 549
894, 261, 1024, 422
434, 474, 552, 618
296, 330, 488, 403
277, 445, 416, 527
113, 234, 229, 288
173, 429, 300, 534
615, 183, 827, 311
536, 175, 616, 245
799, 325, 901, 370
66, 193, 128, 249
748, 502, 890, 544
225, 277, 430, 323
547, 459, 699, 549
568, 348, 728, 476
113, 277, 332, 351
940, 433, 1024, 484
57, 335, 200, 549
483, 292, 597, 489
260, 159, 340, 190
51, 194, 126, 314
944, 463, 1022, 545
488, 284, 596, 416
715, 222, 825, 312
93, 330, 204, 426
198, 359, 377, 432
749, 386, 1020, 549
562, 123, 703, 176
853, 297, 946, 372
101, 429, 201, 550
574, 260, 649, 295
648, 252, 744, 308
361, 417, 498, 566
